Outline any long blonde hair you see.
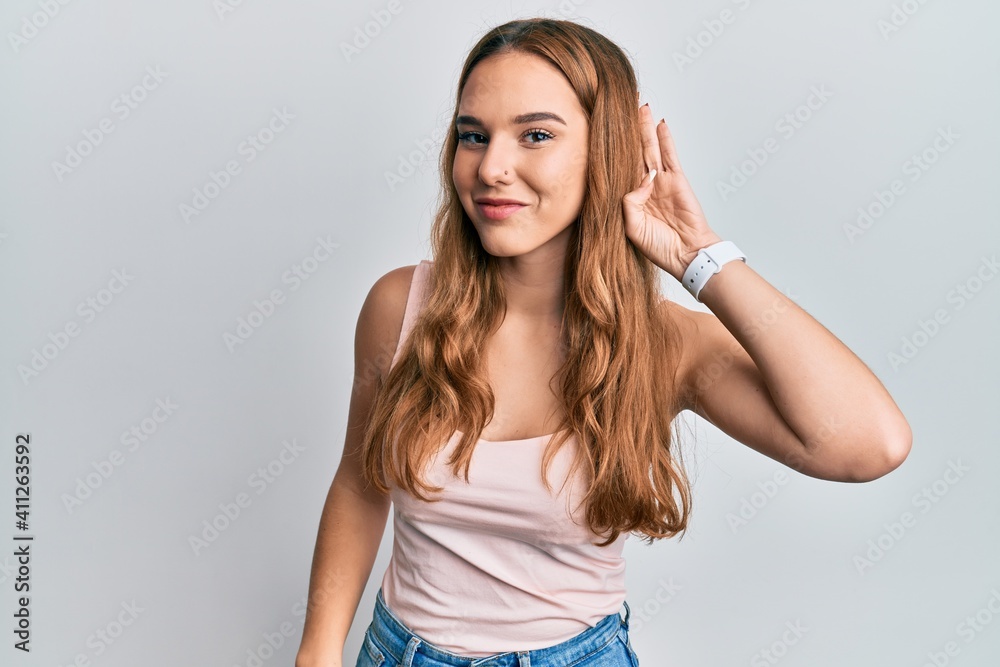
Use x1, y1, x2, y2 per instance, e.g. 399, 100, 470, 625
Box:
360, 17, 692, 547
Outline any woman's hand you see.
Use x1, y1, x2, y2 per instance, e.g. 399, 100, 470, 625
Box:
622, 102, 724, 282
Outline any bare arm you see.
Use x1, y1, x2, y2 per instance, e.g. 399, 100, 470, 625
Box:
294, 265, 415, 667
624, 103, 911, 483
670, 260, 912, 483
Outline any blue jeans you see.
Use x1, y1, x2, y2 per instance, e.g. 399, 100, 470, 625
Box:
355, 587, 640, 666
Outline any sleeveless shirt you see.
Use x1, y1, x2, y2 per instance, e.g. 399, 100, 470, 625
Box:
377, 259, 629, 657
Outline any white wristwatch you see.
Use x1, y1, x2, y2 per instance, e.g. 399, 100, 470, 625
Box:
681, 240, 746, 302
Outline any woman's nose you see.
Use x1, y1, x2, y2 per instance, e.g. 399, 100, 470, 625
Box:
477, 142, 514, 184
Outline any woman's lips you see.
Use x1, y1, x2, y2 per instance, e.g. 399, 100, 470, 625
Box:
477, 202, 526, 220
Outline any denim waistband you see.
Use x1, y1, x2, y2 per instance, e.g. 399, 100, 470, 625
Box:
369, 587, 632, 666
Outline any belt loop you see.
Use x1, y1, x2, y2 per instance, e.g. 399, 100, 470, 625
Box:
403, 636, 421, 666
621, 599, 631, 629
517, 650, 531, 667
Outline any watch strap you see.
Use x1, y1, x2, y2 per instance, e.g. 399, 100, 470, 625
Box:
681, 240, 746, 302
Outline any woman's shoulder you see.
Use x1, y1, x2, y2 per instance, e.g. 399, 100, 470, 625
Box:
656, 294, 695, 327
361, 262, 427, 325
356, 262, 427, 378
369, 262, 423, 298
656, 296, 736, 413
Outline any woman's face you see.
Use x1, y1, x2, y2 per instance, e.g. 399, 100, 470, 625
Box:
452, 51, 589, 260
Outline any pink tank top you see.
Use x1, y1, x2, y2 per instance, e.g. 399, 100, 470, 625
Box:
378, 260, 629, 657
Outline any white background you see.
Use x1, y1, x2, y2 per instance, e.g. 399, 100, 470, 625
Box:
1, 1, 998, 666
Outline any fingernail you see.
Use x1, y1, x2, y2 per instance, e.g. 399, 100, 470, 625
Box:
647, 169, 657, 183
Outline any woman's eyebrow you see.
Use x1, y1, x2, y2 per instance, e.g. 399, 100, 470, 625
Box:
455, 111, 567, 127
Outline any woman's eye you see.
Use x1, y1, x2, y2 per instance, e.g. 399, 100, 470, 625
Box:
524, 129, 554, 143
457, 131, 486, 145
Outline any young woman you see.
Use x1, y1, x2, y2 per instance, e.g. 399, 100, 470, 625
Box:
295, 17, 912, 667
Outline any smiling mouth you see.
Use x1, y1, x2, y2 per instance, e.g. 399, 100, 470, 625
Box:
477, 202, 526, 220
